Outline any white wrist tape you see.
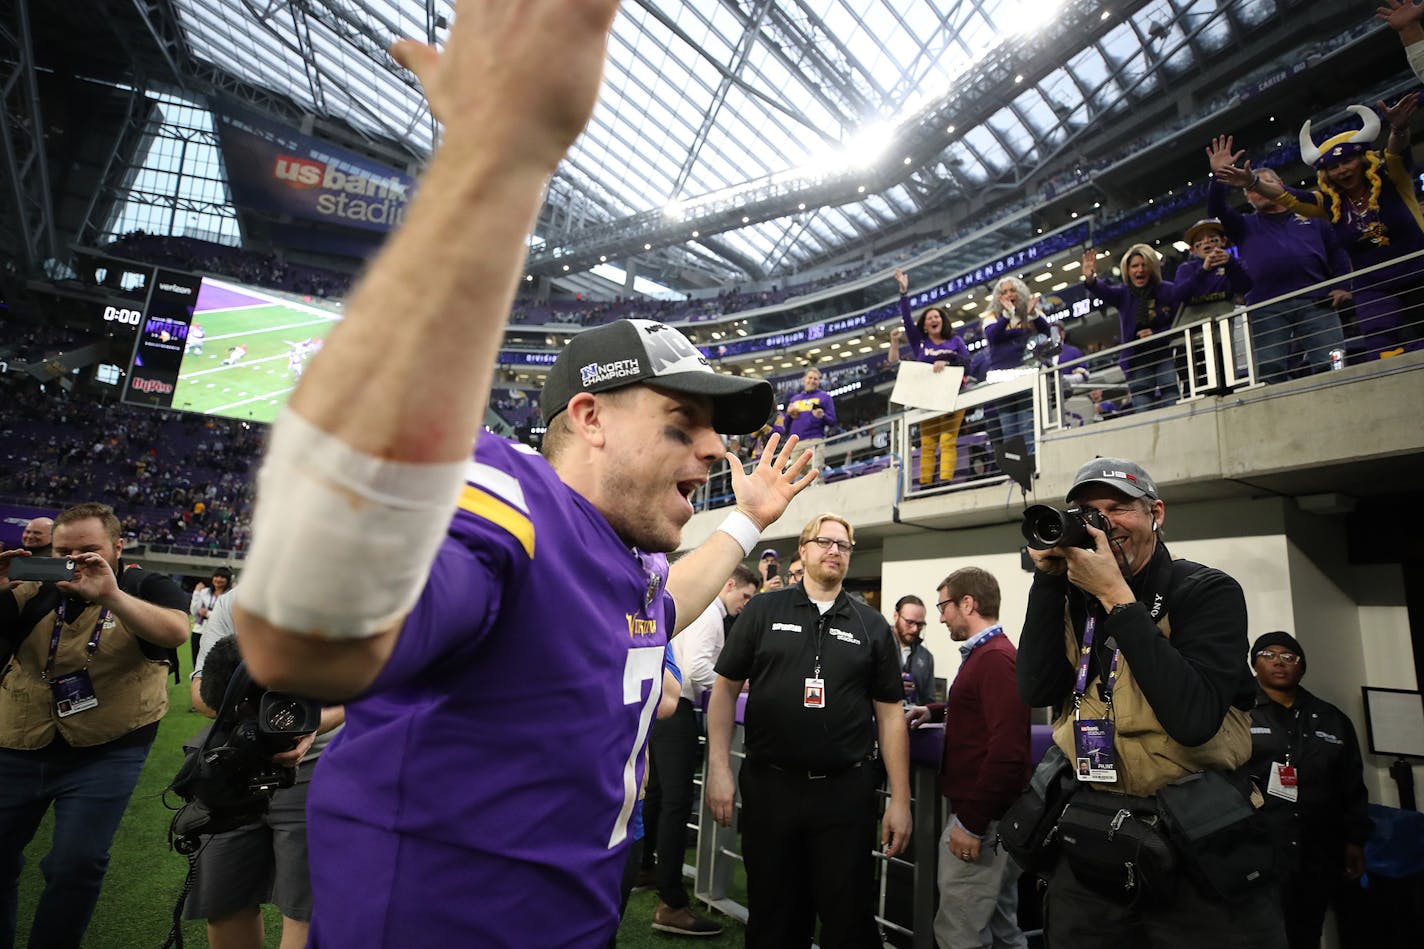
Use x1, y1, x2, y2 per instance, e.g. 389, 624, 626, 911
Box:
717, 511, 762, 558
236, 409, 467, 639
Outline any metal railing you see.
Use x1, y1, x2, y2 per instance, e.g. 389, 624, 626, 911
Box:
694, 248, 1424, 513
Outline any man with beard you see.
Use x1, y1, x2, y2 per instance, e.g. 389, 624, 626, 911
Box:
0, 502, 189, 948
891, 594, 934, 706
706, 513, 911, 949
1017, 458, 1282, 948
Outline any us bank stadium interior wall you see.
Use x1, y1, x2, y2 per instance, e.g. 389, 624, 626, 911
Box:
678, 366, 1424, 810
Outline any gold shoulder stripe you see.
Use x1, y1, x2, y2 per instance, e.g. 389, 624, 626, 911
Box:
457, 485, 535, 558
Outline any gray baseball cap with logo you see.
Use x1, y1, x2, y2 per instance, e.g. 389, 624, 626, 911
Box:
540, 319, 774, 434
1065, 457, 1159, 502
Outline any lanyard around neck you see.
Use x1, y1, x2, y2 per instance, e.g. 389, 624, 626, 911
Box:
44, 600, 109, 682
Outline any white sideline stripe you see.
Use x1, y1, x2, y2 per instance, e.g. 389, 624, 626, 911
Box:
192, 303, 272, 316
207, 386, 296, 413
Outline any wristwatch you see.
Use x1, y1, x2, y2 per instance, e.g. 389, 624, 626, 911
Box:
1108, 601, 1136, 618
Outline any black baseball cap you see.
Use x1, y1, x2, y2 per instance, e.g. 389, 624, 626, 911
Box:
1065, 457, 1159, 502
540, 319, 773, 434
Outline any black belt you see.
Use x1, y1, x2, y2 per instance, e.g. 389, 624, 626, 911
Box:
764, 759, 865, 781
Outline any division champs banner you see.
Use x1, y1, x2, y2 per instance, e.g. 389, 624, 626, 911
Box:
210, 96, 415, 235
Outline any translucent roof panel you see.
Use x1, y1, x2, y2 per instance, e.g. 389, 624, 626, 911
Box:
168, 0, 1239, 282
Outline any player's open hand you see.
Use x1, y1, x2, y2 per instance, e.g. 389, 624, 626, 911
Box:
1377, 0, 1424, 34
728, 433, 816, 530
391, 0, 621, 172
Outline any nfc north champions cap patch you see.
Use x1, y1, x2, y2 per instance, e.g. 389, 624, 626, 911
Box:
579, 358, 642, 388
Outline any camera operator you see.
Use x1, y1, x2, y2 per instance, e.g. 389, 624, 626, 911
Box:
0, 502, 190, 949
188, 592, 343, 949
1016, 459, 1284, 948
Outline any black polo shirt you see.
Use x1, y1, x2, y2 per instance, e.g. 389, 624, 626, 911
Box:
717, 585, 901, 772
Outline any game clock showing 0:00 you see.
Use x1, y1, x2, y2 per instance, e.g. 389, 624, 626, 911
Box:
101, 304, 144, 327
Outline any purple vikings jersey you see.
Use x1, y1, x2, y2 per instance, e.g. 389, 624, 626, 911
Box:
307, 432, 672, 948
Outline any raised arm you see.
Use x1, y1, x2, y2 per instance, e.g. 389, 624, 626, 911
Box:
235, 0, 623, 694
1380, 93, 1418, 156
1378, 1, 1424, 77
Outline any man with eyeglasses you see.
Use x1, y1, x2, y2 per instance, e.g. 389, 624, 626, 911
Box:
1246, 631, 1371, 949
907, 568, 1030, 949
891, 595, 935, 705
706, 513, 911, 948
1018, 457, 1282, 948
787, 557, 804, 587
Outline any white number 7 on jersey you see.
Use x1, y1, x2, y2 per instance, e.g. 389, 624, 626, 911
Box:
608, 645, 664, 849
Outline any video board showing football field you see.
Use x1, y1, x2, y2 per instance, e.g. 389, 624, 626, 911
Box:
169, 278, 343, 423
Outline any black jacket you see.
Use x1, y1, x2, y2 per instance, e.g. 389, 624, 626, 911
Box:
1247, 685, 1372, 873
1017, 541, 1256, 747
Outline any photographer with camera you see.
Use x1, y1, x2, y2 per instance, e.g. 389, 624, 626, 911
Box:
0, 502, 190, 949
186, 625, 343, 949
1016, 459, 1284, 948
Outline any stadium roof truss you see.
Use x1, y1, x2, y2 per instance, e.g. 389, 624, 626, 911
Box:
164, 0, 1255, 286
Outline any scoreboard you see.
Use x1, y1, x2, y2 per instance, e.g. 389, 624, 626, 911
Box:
121, 269, 203, 408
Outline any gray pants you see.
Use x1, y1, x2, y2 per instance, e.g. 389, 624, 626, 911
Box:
934, 818, 1028, 949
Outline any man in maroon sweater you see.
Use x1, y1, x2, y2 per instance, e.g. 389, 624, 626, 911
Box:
909, 567, 1031, 949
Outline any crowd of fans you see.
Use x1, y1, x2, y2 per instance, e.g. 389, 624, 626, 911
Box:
0, 382, 261, 555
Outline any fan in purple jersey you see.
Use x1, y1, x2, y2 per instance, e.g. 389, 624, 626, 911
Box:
231, 11, 817, 946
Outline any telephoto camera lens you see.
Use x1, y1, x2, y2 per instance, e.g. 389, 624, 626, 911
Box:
1021, 504, 1106, 550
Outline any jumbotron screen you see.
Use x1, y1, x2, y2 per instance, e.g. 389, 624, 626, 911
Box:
123, 274, 342, 423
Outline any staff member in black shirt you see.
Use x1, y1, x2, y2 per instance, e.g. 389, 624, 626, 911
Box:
706, 512, 911, 949
1247, 631, 1371, 949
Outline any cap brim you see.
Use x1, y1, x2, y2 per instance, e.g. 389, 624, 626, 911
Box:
1066, 477, 1150, 502
649, 371, 775, 434
1184, 224, 1226, 245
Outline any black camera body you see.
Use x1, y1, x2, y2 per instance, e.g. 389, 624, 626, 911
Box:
7, 557, 74, 583
169, 660, 321, 839
1021, 504, 1110, 550
206, 690, 323, 799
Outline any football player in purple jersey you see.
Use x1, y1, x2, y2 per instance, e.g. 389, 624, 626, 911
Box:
232, 2, 818, 945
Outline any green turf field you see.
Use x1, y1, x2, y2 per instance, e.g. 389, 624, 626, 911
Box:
16, 664, 747, 947
170, 291, 342, 424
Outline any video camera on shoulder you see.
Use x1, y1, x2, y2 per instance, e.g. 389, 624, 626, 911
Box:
1021, 504, 1110, 550
167, 637, 321, 842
